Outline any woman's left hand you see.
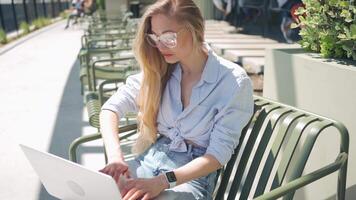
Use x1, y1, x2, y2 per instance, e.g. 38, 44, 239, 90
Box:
121, 175, 168, 200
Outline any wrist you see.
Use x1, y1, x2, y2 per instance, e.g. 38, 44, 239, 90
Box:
161, 171, 177, 189
157, 174, 169, 190
109, 146, 124, 159
107, 153, 125, 163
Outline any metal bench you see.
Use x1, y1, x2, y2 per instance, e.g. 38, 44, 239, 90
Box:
69, 95, 349, 199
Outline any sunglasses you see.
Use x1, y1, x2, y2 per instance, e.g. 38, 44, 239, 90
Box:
145, 29, 185, 49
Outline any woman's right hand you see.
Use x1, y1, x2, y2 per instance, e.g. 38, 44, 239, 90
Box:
99, 158, 131, 184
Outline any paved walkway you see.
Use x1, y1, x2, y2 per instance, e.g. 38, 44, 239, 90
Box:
0, 20, 94, 200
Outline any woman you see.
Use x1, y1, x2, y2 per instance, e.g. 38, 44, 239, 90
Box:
99, 0, 254, 199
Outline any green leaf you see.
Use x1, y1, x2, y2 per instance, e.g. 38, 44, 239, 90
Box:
338, 34, 347, 39
290, 23, 299, 29
327, 11, 336, 18
351, 24, 356, 38
338, 1, 349, 8
299, 15, 306, 22
340, 10, 351, 18
294, 7, 306, 15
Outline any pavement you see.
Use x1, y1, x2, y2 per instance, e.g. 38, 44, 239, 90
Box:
0, 20, 98, 200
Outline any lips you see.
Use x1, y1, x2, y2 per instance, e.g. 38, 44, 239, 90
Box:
162, 53, 173, 57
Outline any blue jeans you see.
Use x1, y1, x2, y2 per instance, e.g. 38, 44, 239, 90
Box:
127, 136, 218, 200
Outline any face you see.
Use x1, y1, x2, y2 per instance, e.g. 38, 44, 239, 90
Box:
149, 14, 194, 64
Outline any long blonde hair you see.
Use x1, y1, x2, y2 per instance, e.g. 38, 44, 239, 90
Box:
132, 0, 205, 154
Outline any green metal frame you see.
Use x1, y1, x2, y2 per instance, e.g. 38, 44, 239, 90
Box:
91, 56, 138, 92
213, 96, 349, 200
69, 95, 349, 199
69, 123, 137, 163
78, 48, 134, 93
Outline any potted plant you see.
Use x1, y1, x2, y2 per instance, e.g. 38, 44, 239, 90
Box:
291, 0, 355, 60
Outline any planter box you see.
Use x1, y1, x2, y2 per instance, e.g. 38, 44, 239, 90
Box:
263, 47, 356, 199
105, 0, 128, 17
193, 0, 214, 19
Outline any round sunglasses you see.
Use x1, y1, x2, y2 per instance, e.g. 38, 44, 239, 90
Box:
145, 29, 185, 49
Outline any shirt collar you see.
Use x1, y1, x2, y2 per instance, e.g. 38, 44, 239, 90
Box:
171, 42, 219, 84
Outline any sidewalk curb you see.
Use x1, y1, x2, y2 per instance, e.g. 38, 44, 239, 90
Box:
0, 19, 66, 56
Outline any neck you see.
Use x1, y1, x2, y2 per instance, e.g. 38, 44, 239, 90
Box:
180, 48, 208, 76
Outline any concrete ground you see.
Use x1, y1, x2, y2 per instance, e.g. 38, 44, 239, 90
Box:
0, 20, 98, 200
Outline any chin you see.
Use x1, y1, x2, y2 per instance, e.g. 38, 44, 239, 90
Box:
164, 57, 179, 64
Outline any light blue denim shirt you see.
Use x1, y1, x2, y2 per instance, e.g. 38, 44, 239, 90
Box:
102, 44, 254, 165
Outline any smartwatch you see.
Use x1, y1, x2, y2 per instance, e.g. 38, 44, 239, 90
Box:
164, 171, 177, 188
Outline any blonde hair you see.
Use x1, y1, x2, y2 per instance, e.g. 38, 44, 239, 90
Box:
132, 0, 205, 154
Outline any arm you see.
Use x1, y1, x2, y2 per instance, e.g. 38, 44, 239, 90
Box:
99, 73, 142, 182
99, 109, 132, 182
174, 154, 222, 185
100, 109, 123, 163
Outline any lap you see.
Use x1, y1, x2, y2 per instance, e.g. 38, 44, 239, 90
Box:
125, 136, 217, 199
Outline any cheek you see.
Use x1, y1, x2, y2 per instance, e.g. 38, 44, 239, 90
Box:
175, 35, 194, 58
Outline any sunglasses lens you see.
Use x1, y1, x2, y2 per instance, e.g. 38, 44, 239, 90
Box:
160, 33, 177, 48
145, 32, 177, 48
146, 34, 158, 47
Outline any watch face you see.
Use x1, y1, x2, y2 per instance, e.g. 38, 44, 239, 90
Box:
166, 171, 177, 182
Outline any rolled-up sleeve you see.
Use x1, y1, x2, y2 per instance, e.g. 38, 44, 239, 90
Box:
205, 76, 254, 165
101, 73, 142, 118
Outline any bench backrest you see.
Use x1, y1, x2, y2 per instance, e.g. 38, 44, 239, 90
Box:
214, 95, 349, 200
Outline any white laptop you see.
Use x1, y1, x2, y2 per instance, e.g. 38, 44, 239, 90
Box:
20, 144, 122, 200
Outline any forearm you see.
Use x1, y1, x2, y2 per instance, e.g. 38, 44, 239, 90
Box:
174, 154, 222, 186
99, 109, 123, 162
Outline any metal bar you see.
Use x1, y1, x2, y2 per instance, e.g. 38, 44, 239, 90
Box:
23, 0, 29, 23
270, 116, 319, 190
0, 4, 6, 30
226, 104, 280, 200
239, 108, 293, 200
50, 0, 54, 17
333, 121, 350, 200
255, 153, 347, 200
11, 0, 19, 31
42, 0, 47, 17
58, 0, 61, 12
282, 121, 332, 200
69, 124, 137, 163
33, 0, 38, 18
254, 112, 306, 197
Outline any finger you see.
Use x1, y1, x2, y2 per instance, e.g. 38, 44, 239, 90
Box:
99, 167, 108, 174
142, 193, 151, 200
122, 188, 137, 200
108, 167, 118, 177
122, 180, 136, 197
129, 189, 145, 200
101, 169, 112, 176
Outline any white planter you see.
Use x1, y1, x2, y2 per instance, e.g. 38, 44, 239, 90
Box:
193, 0, 214, 19
263, 47, 356, 199
105, 0, 128, 17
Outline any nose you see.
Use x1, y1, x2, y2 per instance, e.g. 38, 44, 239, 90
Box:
156, 41, 168, 51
